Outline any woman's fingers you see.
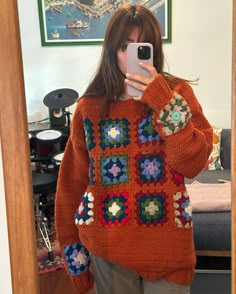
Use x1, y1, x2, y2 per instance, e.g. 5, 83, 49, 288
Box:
125, 77, 146, 91
126, 63, 158, 85
125, 63, 158, 101
139, 62, 158, 78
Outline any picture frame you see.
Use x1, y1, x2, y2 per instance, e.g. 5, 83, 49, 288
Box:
38, 0, 172, 46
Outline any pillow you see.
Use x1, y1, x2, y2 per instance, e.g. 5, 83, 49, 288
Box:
204, 127, 223, 170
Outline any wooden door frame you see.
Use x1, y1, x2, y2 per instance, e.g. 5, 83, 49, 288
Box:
0, 0, 235, 293
0, 0, 39, 293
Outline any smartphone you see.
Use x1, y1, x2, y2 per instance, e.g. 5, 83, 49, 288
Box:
127, 42, 153, 97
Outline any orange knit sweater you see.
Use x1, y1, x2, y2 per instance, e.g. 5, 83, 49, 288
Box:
55, 74, 213, 294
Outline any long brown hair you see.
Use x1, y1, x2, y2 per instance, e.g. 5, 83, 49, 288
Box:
82, 4, 190, 116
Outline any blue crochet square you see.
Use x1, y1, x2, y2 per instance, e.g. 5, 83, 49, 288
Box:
64, 243, 90, 276
135, 152, 166, 185
100, 154, 129, 186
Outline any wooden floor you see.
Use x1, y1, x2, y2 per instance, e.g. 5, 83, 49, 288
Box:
39, 269, 96, 294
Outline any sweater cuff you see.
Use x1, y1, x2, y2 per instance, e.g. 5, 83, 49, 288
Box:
141, 74, 172, 110
64, 243, 94, 293
142, 75, 192, 136
71, 271, 94, 294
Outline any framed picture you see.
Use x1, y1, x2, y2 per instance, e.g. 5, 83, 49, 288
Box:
38, 0, 172, 46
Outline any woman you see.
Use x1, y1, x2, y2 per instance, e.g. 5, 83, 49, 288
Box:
55, 4, 213, 294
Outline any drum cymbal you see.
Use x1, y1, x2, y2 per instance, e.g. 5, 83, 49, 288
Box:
43, 88, 79, 109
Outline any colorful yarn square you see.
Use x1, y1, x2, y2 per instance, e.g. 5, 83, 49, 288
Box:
64, 243, 90, 276
135, 113, 160, 146
100, 191, 130, 225
135, 191, 168, 225
89, 157, 95, 185
135, 152, 166, 185
157, 94, 192, 136
98, 118, 130, 150
171, 170, 184, 186
84, 118, 96, 151
100, 154, 129, 186
173, 191, 192, 228
75, 192, 94, 225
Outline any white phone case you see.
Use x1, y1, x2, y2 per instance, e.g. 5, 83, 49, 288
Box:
127, 43, 153, 97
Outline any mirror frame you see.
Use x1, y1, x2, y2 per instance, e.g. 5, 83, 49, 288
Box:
0, 0, 39, 293
0, 0, 235, 293
232, 0, 236, 292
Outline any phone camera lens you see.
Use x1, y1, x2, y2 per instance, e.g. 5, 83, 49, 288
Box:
138, 46, 151, 60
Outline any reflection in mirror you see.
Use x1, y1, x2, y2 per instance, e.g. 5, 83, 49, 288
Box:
18, 0, 233, 292
0, 0, 235, 293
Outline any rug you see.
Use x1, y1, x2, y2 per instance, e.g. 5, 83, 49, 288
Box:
37, 240, 65, 275
38, 250, 65, 275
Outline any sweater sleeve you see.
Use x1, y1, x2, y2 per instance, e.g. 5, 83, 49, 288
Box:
55, 104, 94, 294
141, 74, 213, 178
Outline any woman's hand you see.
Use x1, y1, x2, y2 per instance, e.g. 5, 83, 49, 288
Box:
125, 63, 158, 100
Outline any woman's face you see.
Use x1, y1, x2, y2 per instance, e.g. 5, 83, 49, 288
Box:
117, 28, 143, 76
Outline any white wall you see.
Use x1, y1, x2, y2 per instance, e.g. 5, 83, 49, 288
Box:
164, 1, 233, 128
17, 0, 232, 126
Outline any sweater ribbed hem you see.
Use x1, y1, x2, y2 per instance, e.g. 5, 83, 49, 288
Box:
164, 268, 195, 285
79, 226, 196, 285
